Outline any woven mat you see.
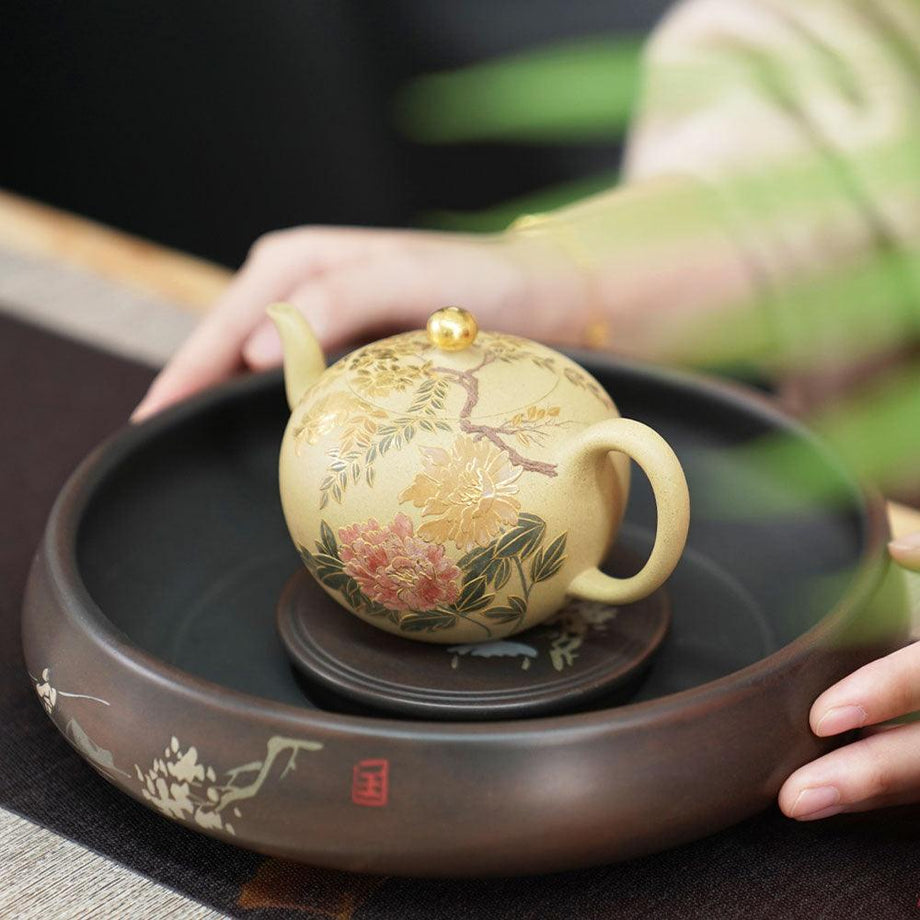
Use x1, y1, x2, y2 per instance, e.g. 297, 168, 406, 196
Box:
4, 300, 920, 919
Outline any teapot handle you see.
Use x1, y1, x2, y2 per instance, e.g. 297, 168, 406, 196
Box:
566, 418, 690, 606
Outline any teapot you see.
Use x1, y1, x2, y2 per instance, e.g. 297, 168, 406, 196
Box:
270, 303, 690, 645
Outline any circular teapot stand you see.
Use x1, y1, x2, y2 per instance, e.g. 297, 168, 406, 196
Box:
276, 549, 671, 721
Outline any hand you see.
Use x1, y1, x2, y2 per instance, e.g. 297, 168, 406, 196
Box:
132, 225, 585, 420
779, 533, 920, 820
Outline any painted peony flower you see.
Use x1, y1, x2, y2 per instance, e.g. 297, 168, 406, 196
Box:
338, 513, 461, 612
399, 436, 522, 552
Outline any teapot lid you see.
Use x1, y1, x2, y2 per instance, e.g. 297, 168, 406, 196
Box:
332, 307, 584, 420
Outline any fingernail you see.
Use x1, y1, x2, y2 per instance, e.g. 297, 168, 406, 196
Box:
791, 786, 842, 820
816, 704, 867, 736
889, 533, 920, 554
130, 389, 157, 423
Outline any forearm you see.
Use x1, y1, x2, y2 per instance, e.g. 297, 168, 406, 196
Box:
517, 0, 920, 372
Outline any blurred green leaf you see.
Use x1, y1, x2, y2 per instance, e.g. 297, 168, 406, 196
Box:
724, 362, 920, 515
814, 363, 920, 490
680, 245, 920, 373
395, 35, 643, 144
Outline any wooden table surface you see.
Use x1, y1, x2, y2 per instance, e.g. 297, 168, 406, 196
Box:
0, 189, 231, 309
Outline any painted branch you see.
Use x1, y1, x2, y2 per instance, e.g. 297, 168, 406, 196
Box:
460, 420, 558, 477
433, 361, 558, 477
216, 737, 323, 812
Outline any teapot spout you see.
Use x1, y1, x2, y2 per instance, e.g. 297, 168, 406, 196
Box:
266, 302, 327, 410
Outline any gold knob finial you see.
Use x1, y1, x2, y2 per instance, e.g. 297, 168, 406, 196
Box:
426, 307, 478, 352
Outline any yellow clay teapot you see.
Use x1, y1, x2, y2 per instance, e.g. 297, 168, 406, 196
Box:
270, 304, 689, 645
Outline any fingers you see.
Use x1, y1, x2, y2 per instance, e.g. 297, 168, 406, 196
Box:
779, 721, 920, 819
132, 230, 328, 420
780, 635, 920, 820
240, 277, 343, 371
889, 532, 920, 571
132, 226, 524, 419
240, 248, 459, 369
808, 641, 920, 737
132, 306, 251, 420
295, 257, 435, 343
243, 317, 287, 368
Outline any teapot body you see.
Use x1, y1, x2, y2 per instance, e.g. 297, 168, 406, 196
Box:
279, 330, 629, 644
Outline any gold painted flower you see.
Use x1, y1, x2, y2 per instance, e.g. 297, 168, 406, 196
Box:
400, 436, 522, 551
293, 391, 363, 446
484, 333, 526, 362
353, 357, 430, 398
348, 333, 431, 371
293, 392, 387, 457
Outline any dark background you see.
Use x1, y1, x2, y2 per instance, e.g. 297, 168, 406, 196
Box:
3, 1, 672, 268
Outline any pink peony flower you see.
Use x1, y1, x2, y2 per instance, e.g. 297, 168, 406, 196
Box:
338, 513, 461, 612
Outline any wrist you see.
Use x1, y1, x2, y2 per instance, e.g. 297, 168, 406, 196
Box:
516, 177, 766, 363
500, 214, 605, 348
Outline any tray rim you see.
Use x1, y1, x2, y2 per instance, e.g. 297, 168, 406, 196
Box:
34, 357, 891, 742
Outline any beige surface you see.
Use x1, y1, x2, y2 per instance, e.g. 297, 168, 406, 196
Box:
0, 189, 231, 309
0, 809, 227, 919
0, 247, 197, 366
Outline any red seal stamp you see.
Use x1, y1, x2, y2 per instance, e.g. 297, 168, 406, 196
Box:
352, 759, 389, 807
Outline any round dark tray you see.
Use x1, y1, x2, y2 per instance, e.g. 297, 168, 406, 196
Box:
22, 356, 909, 877
276, 554, 671, 721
